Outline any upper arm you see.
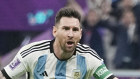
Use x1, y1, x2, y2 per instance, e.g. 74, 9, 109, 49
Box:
3, 56, 27, 78
93, 64, 113, 79
87, 55, 117, 79
92, 62, 118, 79
2, 45, 29, 78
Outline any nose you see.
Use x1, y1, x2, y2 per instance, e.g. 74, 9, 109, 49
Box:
68, 30, 74, 38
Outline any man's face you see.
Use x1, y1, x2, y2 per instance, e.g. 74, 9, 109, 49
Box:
53, 17, 82, 53
121, 11, 135, 26
121, 0, 134, 8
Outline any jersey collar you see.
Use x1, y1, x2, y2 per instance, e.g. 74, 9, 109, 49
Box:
50, 39, 76, 60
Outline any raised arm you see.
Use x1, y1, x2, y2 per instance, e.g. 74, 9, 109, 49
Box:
0, 71, 6, 79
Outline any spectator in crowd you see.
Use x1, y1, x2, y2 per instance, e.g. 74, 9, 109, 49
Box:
82, 0, 117, 63
113, 10, 140, 69
82, 8, 107, 60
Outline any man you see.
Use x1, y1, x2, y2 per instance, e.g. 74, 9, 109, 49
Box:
0, 7, 118, 79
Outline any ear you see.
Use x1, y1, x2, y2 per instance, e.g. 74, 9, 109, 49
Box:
80, 29, 82, 39
53, 26, 57, 37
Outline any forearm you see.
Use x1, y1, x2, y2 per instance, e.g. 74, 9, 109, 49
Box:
0, 71, 6, 79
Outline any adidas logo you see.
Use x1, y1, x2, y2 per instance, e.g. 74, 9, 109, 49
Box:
40, 71, 48, 77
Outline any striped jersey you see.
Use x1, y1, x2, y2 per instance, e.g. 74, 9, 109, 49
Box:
2, 40, 113, 79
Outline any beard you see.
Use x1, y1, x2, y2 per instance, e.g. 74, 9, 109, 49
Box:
60, 41, 77, 53
63, 43, 76, 53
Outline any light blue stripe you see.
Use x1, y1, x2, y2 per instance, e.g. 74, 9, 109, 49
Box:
34, 55, 47, 79
77, 55, 87, 79
55, 60, 67, 79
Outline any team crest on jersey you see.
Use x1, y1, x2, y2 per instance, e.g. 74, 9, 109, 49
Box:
72, 69, 81, 79
9, 58, 21, 70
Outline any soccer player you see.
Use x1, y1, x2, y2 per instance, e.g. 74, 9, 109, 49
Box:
0, 7, 118, 79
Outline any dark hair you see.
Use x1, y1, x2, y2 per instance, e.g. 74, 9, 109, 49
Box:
55, 7, 81, 25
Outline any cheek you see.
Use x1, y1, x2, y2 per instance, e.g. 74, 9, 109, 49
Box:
75, 33, 82, 40
57, 31, 67, 40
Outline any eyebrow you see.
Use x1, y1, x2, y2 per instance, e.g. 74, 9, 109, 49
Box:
62, 26, 80, 28
62, 26, 69, 27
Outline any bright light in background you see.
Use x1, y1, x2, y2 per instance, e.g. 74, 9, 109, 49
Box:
27, 9, 54, 26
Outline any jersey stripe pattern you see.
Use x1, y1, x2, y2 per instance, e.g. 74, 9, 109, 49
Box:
34, 55, 47, 79
55, 60, 67, 78
20, 41, 50, 58
77, 54, 87, 79
76, 43, 102, 60
3, 40, 113, 79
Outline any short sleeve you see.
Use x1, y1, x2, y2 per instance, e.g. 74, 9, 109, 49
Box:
2, 47, 28, 79
93, 64, 113, 79
86, 51, 113, 79
2, 40, 50, 79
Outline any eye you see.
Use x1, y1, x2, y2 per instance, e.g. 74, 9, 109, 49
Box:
73, 27, 79, 31
63, 26, 70, 30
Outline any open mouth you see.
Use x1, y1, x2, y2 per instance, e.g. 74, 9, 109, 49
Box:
67, 41, 74, 46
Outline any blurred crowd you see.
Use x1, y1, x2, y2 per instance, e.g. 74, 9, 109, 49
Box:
1, 0, 140, 70
80, 0, 140, 69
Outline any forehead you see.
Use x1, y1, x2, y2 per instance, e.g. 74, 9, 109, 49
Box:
59, 17, 80, 27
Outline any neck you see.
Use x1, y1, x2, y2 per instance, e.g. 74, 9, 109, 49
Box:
53, 40, 74, 60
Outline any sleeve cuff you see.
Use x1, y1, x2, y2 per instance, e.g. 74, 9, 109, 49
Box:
107, 75, 116, 79
1, 69, 11, 79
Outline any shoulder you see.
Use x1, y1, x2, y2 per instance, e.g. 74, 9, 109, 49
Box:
76, 43, 102, 60
24, 40, 50, 47
19, 40, 51, 58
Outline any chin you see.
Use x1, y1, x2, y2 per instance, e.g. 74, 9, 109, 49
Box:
65, 48, 75, 53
